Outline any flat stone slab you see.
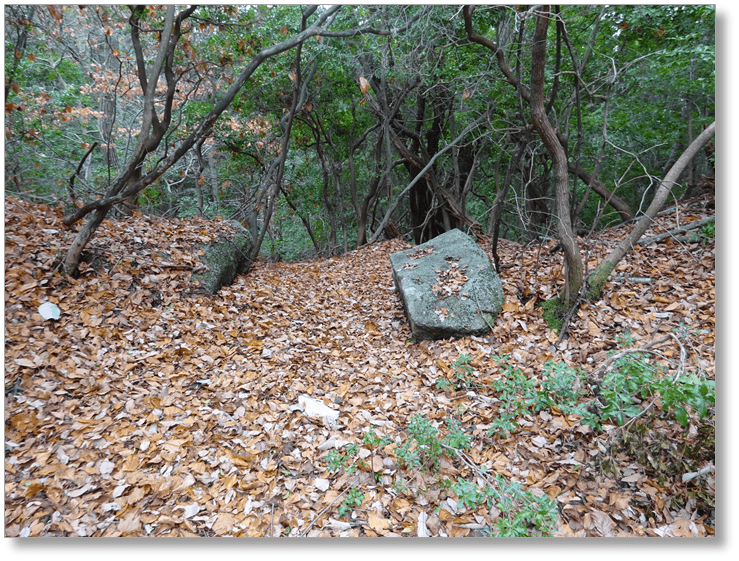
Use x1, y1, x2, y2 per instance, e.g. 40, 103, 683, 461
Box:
390, 229, 504, 341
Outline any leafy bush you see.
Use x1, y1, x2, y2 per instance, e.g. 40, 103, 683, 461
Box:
395, 414, 444, 470
325, 444, 361, 475
488, 331, 714, 432
397, 414, 558, 536
337, 488, 365, 518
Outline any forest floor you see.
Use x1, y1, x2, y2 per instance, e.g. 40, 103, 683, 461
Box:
4, 195, 715, 538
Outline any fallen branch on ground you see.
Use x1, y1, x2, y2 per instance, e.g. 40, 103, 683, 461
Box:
637, 216, 714, 246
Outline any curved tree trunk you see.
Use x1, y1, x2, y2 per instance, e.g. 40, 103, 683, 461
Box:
60, 5, 343, 276
530, 7, 583, 309
588, 121, 716, 297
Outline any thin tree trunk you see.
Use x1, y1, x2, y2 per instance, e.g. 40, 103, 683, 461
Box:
61, 5, 342, 276
530, 7, 583, 309
588, 121, 715, 297
63, 206, 111, 273
195, 137, 206, 217
491, 136, 528, 272
281, 186, 320, 252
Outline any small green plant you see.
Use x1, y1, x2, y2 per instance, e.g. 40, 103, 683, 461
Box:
487, 330, 714, 433
325, 444, 361, 475
534, 361, 582, 412
450, 477, 487, 511
363, 427, 392, 480
396, 414, 443, 470
650, 371, 715, 427
392, 478, 410, 495
491, 476, 558, 537
688, 219, 715, 244
337, 488, 365, 518
592, 333, 715, 428
449, 474, 558, 537
453, 353, 475, 388
394, 414, 472, 472
437, 353, 477, 390
443, 418, 472, 451
325, 449, 344, 472
489, 356, 538, 436
387, 413, 559, 536
436, 377, 453, 391
363, 427, 392, 449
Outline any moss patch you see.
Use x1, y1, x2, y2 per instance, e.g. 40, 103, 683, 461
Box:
190, 233, 253, 294
586, 261, 617, 300
539, 297, 564, 332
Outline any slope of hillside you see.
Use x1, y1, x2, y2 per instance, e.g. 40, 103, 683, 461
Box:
4, 196, 714, 537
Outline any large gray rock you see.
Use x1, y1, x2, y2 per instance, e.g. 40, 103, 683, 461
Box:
190, 221, 253, 294
390, 229, 504, 341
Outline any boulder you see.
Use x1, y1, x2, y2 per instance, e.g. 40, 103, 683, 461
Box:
190, 221, 253, 294
390, 229, 504, 341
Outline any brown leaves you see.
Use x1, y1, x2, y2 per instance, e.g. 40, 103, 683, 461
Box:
432, 261, 468, 301
47, 5, 64, 22
3, 196, 714, 537
358, 76, 370, 94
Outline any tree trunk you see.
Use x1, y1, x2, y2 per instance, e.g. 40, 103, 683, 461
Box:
63, 205, 111, 273
60, 5, 344, 276
490, 136, 528, 272
530, 7, 583, 309
350, 126, 382, 248
588, 121, 715, 297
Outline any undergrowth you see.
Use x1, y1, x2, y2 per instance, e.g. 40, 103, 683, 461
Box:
323, 325, 714, 537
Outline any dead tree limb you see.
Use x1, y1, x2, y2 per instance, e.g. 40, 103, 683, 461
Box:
637, 215, 715, 246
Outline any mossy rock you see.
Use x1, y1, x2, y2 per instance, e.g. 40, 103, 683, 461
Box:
190, 221, 253, 294
390, 229, 504, 341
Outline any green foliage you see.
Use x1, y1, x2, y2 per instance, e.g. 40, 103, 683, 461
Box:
489, 356, 539, 436
489, 476, 558, 537
326, 326, 712, 536
435, 377, 453, 391
337, 488, 364, 518
140, 186, 163, 206
395, 414, 444, 470
363, 427, 392, 449
688, 219, 715, 244
452, 353, 475, 389
394, 414, 471, 471
325, 444, 361, 475
533, 360, 584, 413
488, 329, 714, 433
438, 353, 478, 391
449, 474, 558, 537
593, 332, 715, 429
6, 4, 714, 262
394, 412, 558, 536
449, 477, 487, 511
443, 418, 473, 451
